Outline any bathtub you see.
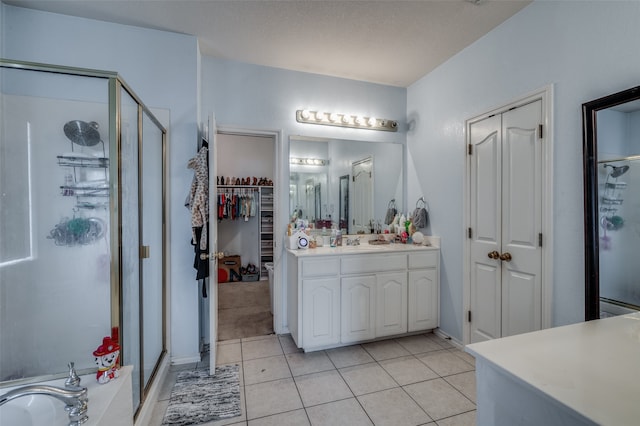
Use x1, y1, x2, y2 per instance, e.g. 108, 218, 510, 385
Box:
0, 365, 133, 426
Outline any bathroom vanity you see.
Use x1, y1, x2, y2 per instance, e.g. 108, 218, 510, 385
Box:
286, 238, 440, 351
466, 313, 640, 426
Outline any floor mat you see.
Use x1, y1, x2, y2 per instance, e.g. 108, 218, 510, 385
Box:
162, 365, 241, 426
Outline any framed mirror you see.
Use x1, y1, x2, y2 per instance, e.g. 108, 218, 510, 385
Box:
339, 175, 349, 231
289, 135, 404, 233
583, 85, 640, 320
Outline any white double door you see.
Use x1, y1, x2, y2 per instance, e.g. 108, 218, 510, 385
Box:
468, 100, 543, 343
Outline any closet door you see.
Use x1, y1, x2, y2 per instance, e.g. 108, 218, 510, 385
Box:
208, 114, 219, 372
500, 101, 543, 337
352, 157, 373, 234
469, 100, 543, 343
469, 115, 503, 343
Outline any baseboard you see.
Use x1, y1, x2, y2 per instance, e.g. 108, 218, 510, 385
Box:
433, 328, 464, 350
135, 355, 170, 426
170, 354, 201, 365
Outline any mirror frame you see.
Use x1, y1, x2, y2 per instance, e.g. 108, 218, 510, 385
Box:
339, 174, 349, 232
582, 85, 640, 321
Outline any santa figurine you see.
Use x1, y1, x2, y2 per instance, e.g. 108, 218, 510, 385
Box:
93, 336, 120, 384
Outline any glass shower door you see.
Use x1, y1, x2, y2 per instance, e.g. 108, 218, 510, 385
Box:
119, 86, 141, 409
0, 66, 111, 381
141, 109, 165, 393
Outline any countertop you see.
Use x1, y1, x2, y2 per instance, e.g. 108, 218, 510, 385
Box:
466, 313, 640, 425
286, 235, 440, 257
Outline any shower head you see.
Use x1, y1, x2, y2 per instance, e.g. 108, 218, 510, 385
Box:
604, 164, 630, 178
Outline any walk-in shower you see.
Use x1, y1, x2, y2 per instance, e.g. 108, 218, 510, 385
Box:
0, 59, 167, 420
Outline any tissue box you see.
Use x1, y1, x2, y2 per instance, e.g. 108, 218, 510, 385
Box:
218, 255, 241, 283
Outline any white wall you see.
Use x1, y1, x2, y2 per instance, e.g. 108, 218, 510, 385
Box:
2, 4, 201, 362
201, 57, 406, 331
407, 1, 640, 341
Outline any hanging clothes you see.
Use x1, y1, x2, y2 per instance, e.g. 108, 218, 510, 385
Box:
192, 225, 209, 281
187, 146, 209, 281
187, 146, 209, 249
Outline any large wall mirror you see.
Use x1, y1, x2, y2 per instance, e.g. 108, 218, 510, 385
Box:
583, 86, 640, 320
289, 136, 404, 234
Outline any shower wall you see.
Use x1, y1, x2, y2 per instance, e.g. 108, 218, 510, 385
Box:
0, 91, 111, 380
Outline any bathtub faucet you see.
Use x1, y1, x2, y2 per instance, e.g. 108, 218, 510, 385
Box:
0, 384, 88, 425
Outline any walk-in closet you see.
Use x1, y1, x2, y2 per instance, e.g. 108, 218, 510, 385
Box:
215, 132, 275, 341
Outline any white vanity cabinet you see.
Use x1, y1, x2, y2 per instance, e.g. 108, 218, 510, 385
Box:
408, 251, 439, 332
376, 272, 408, 337
341, 275, 377, 343
287, 244, 439, 351
288, 256, 341, 349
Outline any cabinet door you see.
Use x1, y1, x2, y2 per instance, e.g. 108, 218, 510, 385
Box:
341, 275, 376, 343
376, 272, 407, 337
302, 277, 341, 349
408, 269, 438, 332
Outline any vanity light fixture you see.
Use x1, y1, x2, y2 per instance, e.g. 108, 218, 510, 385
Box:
290, 157, 329, 166
296, 110, 398, 132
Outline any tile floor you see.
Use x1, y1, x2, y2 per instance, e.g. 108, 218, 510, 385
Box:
149, 332, 476, 426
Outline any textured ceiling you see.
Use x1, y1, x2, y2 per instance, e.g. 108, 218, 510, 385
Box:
4, 0, 531, 87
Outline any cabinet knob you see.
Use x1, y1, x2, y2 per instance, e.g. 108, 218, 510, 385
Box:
499, 252, 512, 262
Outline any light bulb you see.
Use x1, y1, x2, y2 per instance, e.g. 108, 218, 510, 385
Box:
315, 112, 325, 122
329, 113, 338, 122
355, 116, 365, 126
368, 117, 377, 127
342, 115, 352, 124
301, 110, 310, 120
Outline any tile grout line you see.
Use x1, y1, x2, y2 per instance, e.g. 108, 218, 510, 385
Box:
371, 351, 435, 423
279, 335, 313, 425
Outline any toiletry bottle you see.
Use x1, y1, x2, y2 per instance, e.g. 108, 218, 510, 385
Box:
322, 227, 330, 246
330, 228, 337, 247
336, 229, 343, 246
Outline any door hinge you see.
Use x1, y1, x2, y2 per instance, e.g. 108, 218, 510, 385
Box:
468, 144, 473, 155
538, 124, 544, 139
538, 232, 543, 247
467, 310, 472, 322
468, 227, 472, 239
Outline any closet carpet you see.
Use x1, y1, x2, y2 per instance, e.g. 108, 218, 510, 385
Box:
218, 280, 273, 341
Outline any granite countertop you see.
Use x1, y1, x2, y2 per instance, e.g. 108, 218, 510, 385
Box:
466, 312, 640, 425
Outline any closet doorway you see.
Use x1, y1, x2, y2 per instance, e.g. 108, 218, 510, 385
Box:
212, 130, 276, 342
463, 87, 554, 345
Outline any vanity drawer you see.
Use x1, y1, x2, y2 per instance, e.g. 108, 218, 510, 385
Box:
341, 254, 406, 275
302, 258, 340, 277
408, 251, 438, 269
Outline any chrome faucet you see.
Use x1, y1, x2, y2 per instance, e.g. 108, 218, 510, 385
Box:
0, 384, 89, 425
346, 237, 361, 246
65, 362, 81, 389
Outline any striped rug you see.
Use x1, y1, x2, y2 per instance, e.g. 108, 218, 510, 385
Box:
162, 365, 241, 425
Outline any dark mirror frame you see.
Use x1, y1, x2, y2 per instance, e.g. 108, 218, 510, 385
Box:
582, 85, 640, 321
314, 183, 321, 221
339, 174, 349, 232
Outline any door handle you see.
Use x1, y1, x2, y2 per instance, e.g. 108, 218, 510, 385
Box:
200, 251, 225, 261
487, 250, 500, 259
499, 252, 512, 262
